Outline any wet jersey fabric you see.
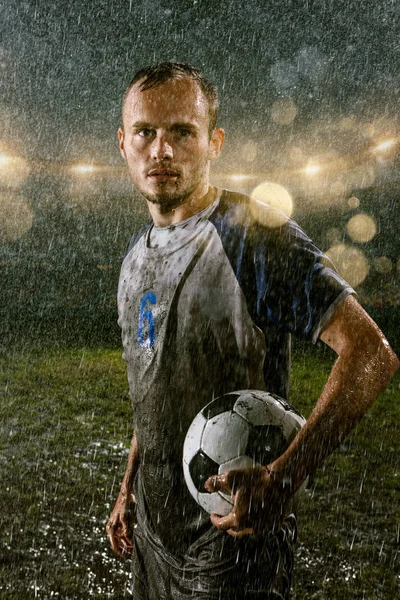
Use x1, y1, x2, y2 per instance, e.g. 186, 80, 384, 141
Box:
131, 506, 296, 599
117, 188, 354, 569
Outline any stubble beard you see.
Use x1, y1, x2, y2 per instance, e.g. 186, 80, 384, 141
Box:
135, 166, 208, 213
142, 186, 194, 212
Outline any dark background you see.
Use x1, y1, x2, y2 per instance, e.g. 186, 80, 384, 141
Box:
1, 0, 399, 350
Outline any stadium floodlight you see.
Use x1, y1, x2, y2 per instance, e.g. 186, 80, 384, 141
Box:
230, 174, 253, 182
302, 163, 321, 176
373, 139, 397, 153
0, 153, 11, 167
71, 164, 96, 175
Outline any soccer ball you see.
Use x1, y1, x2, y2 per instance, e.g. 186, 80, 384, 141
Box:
183, 390, 307, 516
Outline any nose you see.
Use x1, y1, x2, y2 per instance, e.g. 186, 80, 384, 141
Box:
151, 132, 173, 161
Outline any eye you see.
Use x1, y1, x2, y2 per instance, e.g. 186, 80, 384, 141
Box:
176, 128, 191, 138
137, 128, 154, 138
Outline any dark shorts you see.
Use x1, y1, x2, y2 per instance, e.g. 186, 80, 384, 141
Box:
131, 514, 297, 600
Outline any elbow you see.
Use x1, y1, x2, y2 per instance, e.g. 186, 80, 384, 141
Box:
380, 338, 399, 382
338, 324, 399, 405
356, 329, 399, 392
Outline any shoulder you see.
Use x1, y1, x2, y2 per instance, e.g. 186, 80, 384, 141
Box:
210, 188, 318, 254
125, 222, 152, 257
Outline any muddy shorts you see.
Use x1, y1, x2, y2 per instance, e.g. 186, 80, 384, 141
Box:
131, 514, 296, 600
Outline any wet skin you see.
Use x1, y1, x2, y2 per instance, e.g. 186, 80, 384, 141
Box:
205, 295, 399, 537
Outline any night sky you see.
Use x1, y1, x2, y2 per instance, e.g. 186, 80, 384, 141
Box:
1, 0, 399, 171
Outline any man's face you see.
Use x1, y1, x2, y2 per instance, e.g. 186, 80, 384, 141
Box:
118, 78, 222, 210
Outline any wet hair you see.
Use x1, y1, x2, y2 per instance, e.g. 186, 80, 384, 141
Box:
122, 61, 219, 136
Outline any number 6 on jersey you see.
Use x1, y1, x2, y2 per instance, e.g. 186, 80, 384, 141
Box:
138, 291, 156, 348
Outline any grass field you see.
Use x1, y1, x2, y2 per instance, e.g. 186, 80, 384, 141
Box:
0, 344, 399, 599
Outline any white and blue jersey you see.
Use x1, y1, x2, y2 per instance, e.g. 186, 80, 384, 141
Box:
118, 188, 353, 554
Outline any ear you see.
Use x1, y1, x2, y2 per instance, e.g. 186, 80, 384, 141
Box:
207, 128, 225, 160
118, 128, 126, 160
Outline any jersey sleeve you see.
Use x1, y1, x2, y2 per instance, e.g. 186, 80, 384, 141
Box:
252, 217, 355, 343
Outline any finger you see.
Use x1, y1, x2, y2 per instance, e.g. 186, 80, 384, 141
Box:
109, 531, 133, 559
121, 520, 130, 537
226, 527, 254, 538
119, 532, 134, 551
205, 471, 237, 494
210, 511, 238, 531
205, 470, 250, 494
108, 532, 125, 558
106, 522, 115, 546
107, 522, 126, 557
118, 536, 134, 558
205, 473, 229, 493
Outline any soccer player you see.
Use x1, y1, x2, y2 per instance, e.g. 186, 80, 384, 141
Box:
106, 62, 398, 599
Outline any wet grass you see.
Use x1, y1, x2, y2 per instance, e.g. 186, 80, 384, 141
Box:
0, 345, 399, 599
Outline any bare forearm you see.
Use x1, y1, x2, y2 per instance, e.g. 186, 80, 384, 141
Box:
107, 433, 139, 557
207, 297, 398, 537
272, 329, 398, 491
120, 433, 140, 495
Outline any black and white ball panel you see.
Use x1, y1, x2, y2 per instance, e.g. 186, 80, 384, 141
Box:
202, 411, 249, 464
235, 390, 306, 444
201, 393, 242, 420
183, 411, 207, 464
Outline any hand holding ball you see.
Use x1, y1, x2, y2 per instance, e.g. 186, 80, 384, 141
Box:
183, 390, 307, 516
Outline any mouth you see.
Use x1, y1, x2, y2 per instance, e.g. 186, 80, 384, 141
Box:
147, 168, 180, 183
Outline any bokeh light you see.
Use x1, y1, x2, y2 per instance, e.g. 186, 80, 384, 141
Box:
330, 181, 347, 198
0, 192, 34, 243
271, 99, 297, 126
325, 244, 369, 288
347, 196, 360, 209
373, 256, 393, 274
325, 227, 342, 245
250, 182, 293, 227
270, 60, 298, 92
297, 46, 328, 82
0, 154, 30, 189
346, 213, 377, 243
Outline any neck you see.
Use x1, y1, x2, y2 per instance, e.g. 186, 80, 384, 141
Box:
147, 184, 217, 227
